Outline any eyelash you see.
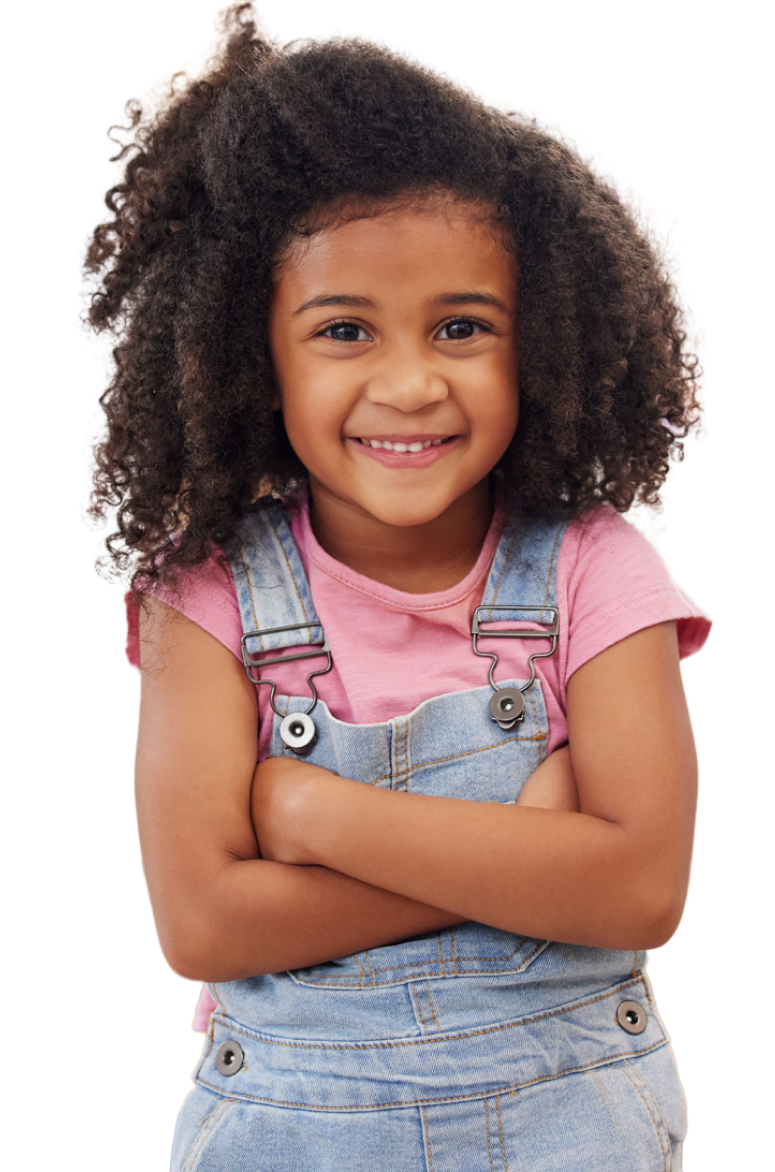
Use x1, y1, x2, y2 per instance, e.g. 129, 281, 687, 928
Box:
315, 316, 492, 342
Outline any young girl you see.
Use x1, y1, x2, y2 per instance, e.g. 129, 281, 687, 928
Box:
88, 6, 709, 1168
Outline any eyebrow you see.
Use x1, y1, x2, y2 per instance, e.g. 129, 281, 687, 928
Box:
292, 290, 511, 317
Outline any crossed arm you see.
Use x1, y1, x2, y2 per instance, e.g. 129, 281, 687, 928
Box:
136, 600, 696, 982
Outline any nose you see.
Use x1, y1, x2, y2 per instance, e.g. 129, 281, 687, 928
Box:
363, 348, 449, 413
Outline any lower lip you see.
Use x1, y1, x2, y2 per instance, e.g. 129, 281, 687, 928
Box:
347, 437, 461, 469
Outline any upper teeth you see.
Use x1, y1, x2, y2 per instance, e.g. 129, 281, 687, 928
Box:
360, 439, 445, 452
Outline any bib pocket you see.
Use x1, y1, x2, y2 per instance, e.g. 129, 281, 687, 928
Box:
290, 923, 549, 988
272, 684, 551, 990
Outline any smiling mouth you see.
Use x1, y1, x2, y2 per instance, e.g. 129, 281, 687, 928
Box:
354, 437, 454, 453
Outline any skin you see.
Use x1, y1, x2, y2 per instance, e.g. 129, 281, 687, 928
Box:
269, 199, 520, 590
136, 200, 697, 982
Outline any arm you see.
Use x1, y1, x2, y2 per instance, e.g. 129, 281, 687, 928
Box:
253, 621, 697, 950
135, 598, 465, 983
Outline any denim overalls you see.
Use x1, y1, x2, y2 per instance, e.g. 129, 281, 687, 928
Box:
171, 502, 687, 1171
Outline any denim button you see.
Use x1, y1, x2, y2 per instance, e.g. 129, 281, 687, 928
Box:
489, 687, 525, 730
215, 1040, 245, 1075
616, 1000, 647, 1035
279, 711, 317, 755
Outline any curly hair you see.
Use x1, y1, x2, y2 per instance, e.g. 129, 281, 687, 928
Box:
86, 2, 700, 588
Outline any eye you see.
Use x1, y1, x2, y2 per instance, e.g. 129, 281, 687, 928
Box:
317, 320, 371, 343
436, 318, 488, 341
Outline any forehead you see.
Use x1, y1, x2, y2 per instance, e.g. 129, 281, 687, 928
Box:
274, 202, 516, 306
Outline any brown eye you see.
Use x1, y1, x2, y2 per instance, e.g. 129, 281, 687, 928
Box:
437, 319, 484, 341
322, 322, 369, 342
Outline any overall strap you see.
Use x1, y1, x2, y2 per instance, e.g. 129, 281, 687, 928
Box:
479, 516, 569, 620
224, 501, 324, 659
472, 516, 570, 706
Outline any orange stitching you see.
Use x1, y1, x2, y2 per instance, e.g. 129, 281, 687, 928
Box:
420, 1106, 435, 1171
485, 1097, 496, 1172
622, 1064, 668, 1172
411, 983, 429, 1035
591, 1071, 618, 1134
210, 976, 649, 1053
197, 1036, 666, 1112
295, 937, 546, 984
358, 951, 375, 989
624, 1059, 672, 1171
437, 933, 445, 977
632, 951, 640, 979
424, 981, 441, 1032
367, 734, 546, 786
495, 1095, 509, 1169
182, 1098, 237, 1172
450, 931, 459, 976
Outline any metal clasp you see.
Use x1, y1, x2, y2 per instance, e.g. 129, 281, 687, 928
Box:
241, 622, 332, 721
472, 606, 560, 729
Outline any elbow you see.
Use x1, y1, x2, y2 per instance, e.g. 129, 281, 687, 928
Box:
154, 892, 235, 982
621, 871, 688, 950
642, 889, 687, 948
159, 924, 218, 982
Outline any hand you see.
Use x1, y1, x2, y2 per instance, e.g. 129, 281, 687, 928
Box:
250, 756, 338, 864
516, 745, 579, 812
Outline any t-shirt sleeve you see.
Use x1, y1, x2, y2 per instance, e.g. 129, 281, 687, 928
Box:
192, 984, 219, 1032
124, 553, 244, 669
560, 508, 710, 683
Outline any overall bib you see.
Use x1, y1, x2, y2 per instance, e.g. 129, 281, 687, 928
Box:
171, 503, 687, 1171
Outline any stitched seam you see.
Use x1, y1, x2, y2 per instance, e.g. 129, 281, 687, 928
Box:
411, 984, 429, 1035
527, 687, 542, 740
490, 532, 519, 613
541, 526, 563, 611
367, 735, 546, 786
403, 717, 410, 791
182, 1098, 237, 1172
266, 511, 313, 638
233, 533, 264, 650
196, 1036, 666, 1110
632, 950, 640, 979
495, 1095, 509, 1169
396, 716, 407, 791
420, 1105, 435, 1172
424, 981, 441, 1032
637, 970, 656, 1017
211, 976, 647, 1052
624, 1059, 672, 1171
437, 933, 445, 977
450, 931, 459, 975
361, 951, 375, 989
619, 1054, 665, 1172
592, 1071, 619, 1133
485, 1097, 496, 1172
295, 937, 546, 982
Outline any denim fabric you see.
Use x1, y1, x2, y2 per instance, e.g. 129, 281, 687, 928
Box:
171, 505, 686, 1169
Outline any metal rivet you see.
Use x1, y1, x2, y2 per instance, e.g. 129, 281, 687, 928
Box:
215, 1040, 245, 1076
616, 999, 647, 1035
279, 711, 317, 756
488, 687, 525, 730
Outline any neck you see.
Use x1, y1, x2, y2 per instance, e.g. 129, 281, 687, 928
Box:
307, 479, 495, 594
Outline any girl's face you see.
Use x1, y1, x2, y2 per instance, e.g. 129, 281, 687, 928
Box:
269, 200, 518, 531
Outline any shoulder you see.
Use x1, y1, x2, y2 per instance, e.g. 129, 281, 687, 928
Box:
126, 551, 243, 670
558, 507, 710, 680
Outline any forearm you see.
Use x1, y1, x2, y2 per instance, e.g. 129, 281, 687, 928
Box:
271, 775, 677, 949
158, 857, 464, 982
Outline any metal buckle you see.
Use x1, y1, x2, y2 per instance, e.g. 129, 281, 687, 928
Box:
241, 622, 330, 681
471, 605, 560, 693
240, 622, 332, 725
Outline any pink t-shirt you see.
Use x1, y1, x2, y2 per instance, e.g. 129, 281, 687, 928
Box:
126, 491, 709, 1028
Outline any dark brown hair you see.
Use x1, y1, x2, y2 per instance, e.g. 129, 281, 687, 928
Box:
86, 3, 700, 587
